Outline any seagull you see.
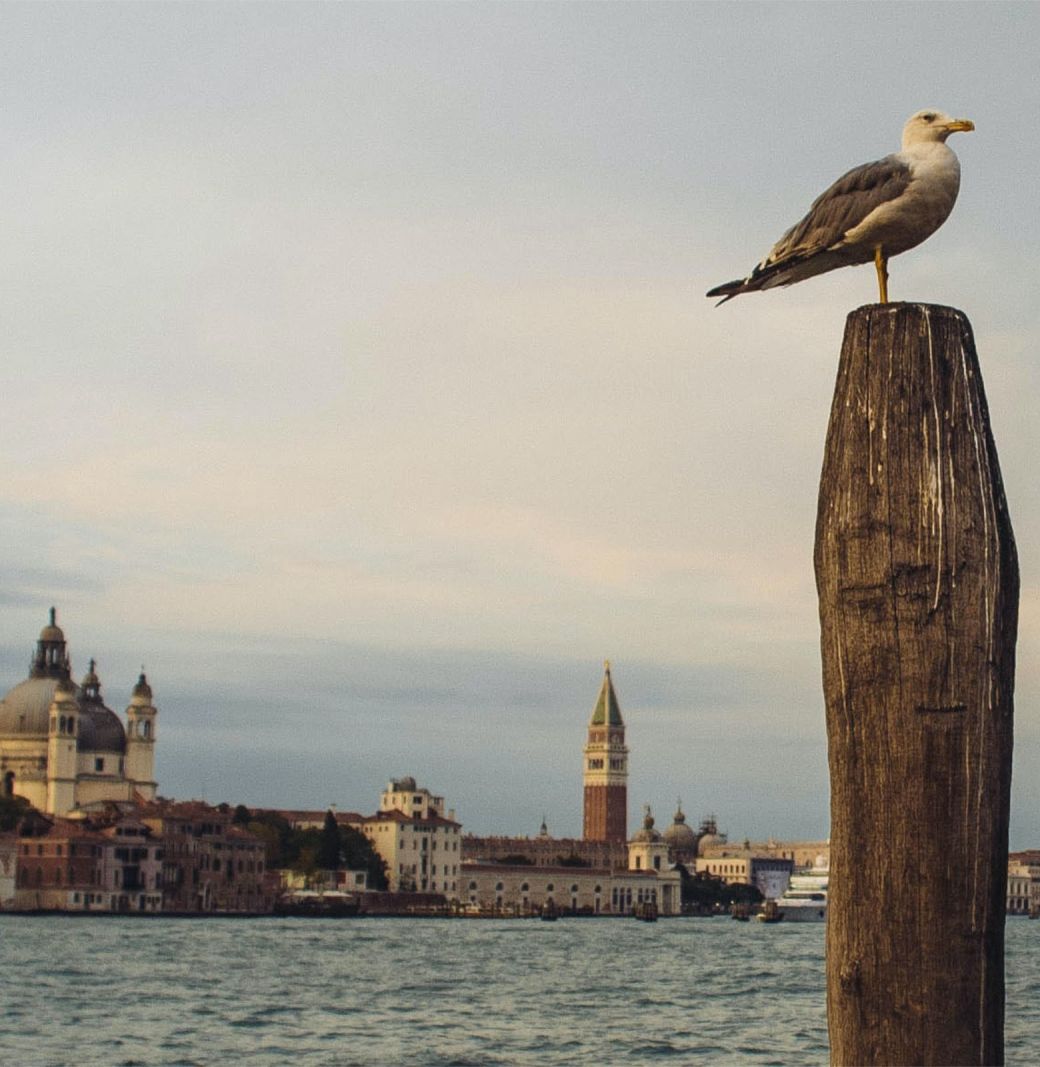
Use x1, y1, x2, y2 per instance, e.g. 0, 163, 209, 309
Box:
706, 110, 975, 305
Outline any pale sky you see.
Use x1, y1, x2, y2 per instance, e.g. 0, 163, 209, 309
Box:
2, 2, 1039, 845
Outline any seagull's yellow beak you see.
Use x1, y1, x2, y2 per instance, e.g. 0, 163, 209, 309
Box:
945, 118, 975, 133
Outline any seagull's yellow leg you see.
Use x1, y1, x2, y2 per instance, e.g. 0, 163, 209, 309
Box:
874, 247, 889, 304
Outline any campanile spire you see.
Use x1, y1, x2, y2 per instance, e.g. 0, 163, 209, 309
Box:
582, 660, 628, 843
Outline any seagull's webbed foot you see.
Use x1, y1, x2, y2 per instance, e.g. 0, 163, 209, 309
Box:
874, 247, 889, 304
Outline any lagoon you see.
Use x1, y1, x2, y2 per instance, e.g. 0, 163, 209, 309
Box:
2, 916, 1039, 1065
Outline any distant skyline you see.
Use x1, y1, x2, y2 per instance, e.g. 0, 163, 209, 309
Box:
2, 4, 1039, 847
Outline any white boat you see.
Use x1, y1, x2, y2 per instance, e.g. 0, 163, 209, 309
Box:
774, 869, 828, 923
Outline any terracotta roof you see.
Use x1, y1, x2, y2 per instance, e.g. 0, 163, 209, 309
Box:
356, 810, 460, 827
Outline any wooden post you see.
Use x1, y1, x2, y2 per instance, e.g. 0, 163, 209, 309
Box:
815, 304, 1018, 1066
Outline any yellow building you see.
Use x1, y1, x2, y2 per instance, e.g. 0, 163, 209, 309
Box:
0, 611, 158, 815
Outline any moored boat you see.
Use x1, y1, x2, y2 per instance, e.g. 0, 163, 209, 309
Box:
274, 890, 361, 917
775, 868, 828, 923
756, 899, 783, 923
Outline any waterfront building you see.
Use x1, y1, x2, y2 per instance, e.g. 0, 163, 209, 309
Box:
0, 611, 159, 815
695, 851, 794, 899
699, 835, 829, 872
9, 810, 163, 912
0, 835, 15, 906
612, 865, 681, 916
462, 827, 626, 870
582, 661, 628, 844
347, 777, 461, 894
1008, 853, 1040, 915
4, 800, 269, 913
461, 861, 610, 914
139, 799, 272, 913
459, 861, 681, 916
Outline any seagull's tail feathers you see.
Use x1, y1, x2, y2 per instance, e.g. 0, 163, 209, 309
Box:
708, 247, 855, 306
707, 260, 788, 305
705, 277, 756, 306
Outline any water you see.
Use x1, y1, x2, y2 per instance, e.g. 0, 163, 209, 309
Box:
1, 916, 1039, 1065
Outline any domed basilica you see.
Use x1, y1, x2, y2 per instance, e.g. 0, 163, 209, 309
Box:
0, 610, 158, 815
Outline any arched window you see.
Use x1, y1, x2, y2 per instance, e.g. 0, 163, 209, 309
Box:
495, 882, 504, 891
520, 882, 529, 893
2, 771, 13, 798
142, 721, 151, 739
546, 883, 554, 892
468, 881, 478, 891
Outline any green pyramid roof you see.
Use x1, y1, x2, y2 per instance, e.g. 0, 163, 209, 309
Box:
590, 661, 624, 727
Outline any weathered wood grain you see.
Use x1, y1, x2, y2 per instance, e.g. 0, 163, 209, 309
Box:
815, 304, 1018, 1066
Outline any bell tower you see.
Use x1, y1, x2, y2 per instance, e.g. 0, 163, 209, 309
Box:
46, 676, 79, 815
125, 673, 158, 800
582, 660, 628, 843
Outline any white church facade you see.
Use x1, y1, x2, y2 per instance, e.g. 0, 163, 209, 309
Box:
0, 610, 158, 815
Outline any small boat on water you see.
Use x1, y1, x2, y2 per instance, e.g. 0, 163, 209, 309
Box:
756, 899, 782, 923
541, 901, 559, 922
274, 890, 361, 917
730, 903, 751, 922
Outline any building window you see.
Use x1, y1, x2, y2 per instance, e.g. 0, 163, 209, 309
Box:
95, 758, 104, 773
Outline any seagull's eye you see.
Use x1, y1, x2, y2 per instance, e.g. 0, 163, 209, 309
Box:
921, 112, 936, 123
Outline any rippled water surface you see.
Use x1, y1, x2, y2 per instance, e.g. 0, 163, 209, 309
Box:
2, 916, 1039, 1064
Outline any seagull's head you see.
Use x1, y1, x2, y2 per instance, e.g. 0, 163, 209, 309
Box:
902, 109, 975, 148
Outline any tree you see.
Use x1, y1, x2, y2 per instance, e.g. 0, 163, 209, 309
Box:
340, 824, 389, 891
675, 864, 761, 910
232, 804, 251, 826
0, 794, 32, 832
317, 810, 341, 870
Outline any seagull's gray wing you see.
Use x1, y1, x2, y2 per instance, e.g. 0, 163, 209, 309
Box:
707, 153, 915, 303
765, 154, 913, 265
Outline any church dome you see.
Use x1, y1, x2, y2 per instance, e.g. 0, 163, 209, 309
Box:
76, 661, 126, 754
0, 676, 63, 736
663, 803, 698, 853
77, 704, 127, 753
631, 807, 662, 843
696, 815, 727, 856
